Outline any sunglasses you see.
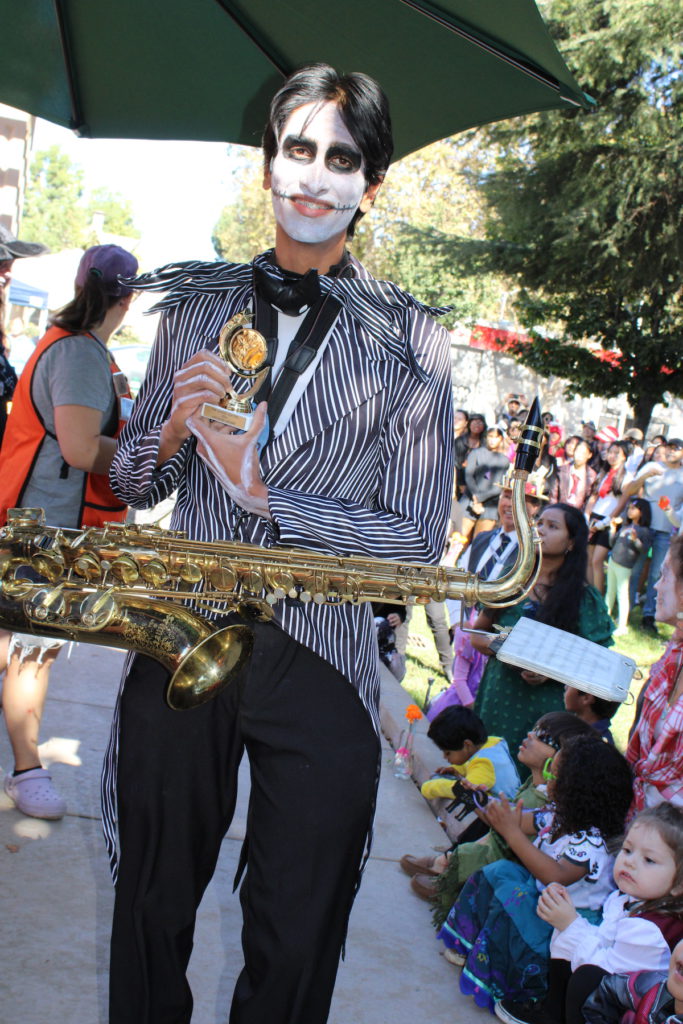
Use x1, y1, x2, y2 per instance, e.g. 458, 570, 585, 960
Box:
531, 728, 561, 751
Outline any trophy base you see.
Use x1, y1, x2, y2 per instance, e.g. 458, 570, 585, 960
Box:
201, 402, 252, 430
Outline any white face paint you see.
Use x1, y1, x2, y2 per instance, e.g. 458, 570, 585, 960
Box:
269, 101, 367, 244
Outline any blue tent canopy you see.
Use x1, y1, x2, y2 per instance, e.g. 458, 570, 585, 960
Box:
9, 278, 49, 310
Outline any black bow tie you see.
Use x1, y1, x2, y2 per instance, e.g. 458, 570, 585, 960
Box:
253, 266, 321, 316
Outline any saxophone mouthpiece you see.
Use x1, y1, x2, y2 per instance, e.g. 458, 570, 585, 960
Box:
514, 397, 543, 475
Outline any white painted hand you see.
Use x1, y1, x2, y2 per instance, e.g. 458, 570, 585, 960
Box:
166, 350, 232, 446
187, 402, 271, 519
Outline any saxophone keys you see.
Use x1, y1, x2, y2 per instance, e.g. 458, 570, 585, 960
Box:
110, 555, 140, 585
31, 551, 66, 582
27, 586, 67, 621
240, 570, 264, 595
312, 592, 326, 604
79, 590, 117, 629
73, 552, 103, 581
178, 561, 203, 585
140, 558, 170, 587
208, 566, 238, 592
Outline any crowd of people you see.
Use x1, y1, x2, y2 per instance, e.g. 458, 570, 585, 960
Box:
394, 401, 683, 1022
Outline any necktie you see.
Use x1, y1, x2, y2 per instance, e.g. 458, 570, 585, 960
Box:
479, 533, 511, 580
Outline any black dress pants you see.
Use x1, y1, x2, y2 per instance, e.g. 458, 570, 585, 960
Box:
109, 619, 380, 1024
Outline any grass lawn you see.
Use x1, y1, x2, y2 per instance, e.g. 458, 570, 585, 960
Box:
399, 604, 672, 753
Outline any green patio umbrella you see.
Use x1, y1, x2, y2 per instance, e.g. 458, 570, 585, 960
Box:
2, 0, 591, 158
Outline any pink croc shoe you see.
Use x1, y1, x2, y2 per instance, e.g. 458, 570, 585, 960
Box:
4, 768, 67, 820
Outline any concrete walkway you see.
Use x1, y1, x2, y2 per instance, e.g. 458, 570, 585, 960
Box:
0, 643, 488, 1024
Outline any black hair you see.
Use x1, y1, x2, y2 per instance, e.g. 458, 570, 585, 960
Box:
262, 63, 393, 239
628, 496, 652, 528
625, 804, 683, 918
534, 710, 594, 747
589, 695, 620, 721
549, 734, 633, 842
467, 412, 488, 432
51, 271, 122, 333
428, 706, 487, 751
535, 502, 590, 633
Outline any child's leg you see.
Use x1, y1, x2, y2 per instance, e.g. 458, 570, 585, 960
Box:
604, 558, 617, 617
564, 964, 609, 1024
613, 562, 632, 632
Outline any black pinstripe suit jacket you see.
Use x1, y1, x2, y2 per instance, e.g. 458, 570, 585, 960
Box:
110, 252, 454, 731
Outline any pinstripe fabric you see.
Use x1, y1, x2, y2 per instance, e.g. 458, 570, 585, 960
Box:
102, 251, 454, 877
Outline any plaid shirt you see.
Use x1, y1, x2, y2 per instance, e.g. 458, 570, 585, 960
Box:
627, 640, 683, 811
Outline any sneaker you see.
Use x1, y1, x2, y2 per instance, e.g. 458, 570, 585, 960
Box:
495, 998, 553, 1024
443, 947, 466, 966
4, 768, 67, 820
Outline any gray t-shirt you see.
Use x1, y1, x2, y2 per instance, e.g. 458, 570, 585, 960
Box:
21, 334, 116, 528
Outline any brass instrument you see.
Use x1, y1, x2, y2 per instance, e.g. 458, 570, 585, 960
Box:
0, 405, 543, 710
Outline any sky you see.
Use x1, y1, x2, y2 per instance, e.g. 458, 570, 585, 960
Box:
32, 118, 257, 266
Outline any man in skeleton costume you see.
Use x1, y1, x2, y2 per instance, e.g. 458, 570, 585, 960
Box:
106, 64, 454, 1024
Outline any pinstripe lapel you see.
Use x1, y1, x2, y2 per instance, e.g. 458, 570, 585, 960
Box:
262, 307, 387, 469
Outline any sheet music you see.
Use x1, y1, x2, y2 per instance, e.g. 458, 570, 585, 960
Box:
495, 617, 636, 702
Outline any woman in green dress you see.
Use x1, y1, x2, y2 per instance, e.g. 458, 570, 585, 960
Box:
472, 502, 613, 767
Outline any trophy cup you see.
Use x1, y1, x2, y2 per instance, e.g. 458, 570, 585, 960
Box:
201, 310, 271, 434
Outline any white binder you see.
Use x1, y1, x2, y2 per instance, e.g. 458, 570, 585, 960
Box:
491, 616, 636, 703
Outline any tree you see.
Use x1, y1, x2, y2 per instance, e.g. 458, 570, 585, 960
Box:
457, 0, 683, 431
85, 187, 140, 240
22, 145, 88, 251
212, 148, 274, 263
22, 146, 140, 252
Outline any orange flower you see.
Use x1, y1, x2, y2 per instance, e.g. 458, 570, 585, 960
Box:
405, 703, 422, 722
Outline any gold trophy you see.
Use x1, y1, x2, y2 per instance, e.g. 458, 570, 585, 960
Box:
201, 310, 271, 431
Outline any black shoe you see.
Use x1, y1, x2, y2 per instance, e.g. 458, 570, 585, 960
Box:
641, 615, 658, 636
494, 998, 553, 1024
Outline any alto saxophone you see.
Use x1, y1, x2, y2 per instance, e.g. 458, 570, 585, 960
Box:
0, 407, 543, 710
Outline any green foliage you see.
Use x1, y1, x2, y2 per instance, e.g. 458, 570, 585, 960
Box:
22, 145, 140, 252
460, 0, 683, 431
22, 145, 88, 251
212, 148, 274, 262
85, 187, 140, 241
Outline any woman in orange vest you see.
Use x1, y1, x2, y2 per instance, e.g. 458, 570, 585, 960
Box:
0, 244, 138, 820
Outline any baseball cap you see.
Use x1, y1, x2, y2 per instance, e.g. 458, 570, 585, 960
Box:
595, 425, 619, 444
0, 223, 48, 261
667, 438, 683, 450
624, 428, 644, 442
75, 244, 139, 297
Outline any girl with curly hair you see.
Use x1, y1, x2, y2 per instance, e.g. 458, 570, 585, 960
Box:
496, 802, 683, 1024
436, 734, 633, 1012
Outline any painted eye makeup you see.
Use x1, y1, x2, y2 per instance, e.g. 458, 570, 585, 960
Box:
326, 145, 362, 173
282, 135, 316, 162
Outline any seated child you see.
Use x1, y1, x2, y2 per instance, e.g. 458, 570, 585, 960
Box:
563, 685, 619, 745
437, 734, 634, 1013
424, 712, 594, 924
495, 803, 683, 1024
420, 706, 520, 802
582, 937, 683, 1023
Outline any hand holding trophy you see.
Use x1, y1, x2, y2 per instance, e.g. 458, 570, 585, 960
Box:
201, 309, 272, 447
